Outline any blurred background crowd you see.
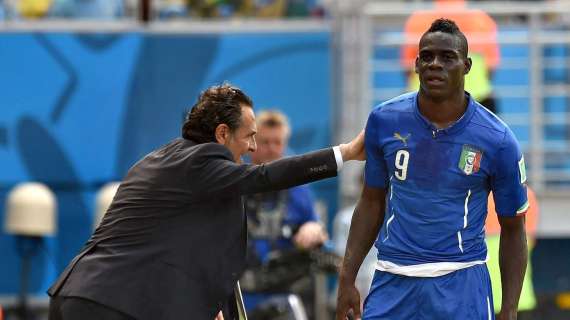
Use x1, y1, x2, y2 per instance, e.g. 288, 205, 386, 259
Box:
0, 0, 329, 20
1, 0, 570, 319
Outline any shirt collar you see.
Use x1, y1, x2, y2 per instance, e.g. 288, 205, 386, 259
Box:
413, 91, 476, 136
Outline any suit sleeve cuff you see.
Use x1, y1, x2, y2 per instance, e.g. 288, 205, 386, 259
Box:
333, 146, 344, 172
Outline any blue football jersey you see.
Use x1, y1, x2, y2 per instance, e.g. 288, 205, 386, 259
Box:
365, 92, 528, 266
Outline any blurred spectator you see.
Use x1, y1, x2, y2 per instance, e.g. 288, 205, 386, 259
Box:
16, 0, 52, 18
486, 187, 539, 319
187, 0, 286, 18
285, 0, 308, 17
246, 110, 327, 258
186, 0, 324, 18
156, 0, 187, 19
0, 1, 5, 20
49, 0, 124, 19
239, 0, 287, 18
242, 110, 327, 316
401, 0, 500, 113
187, 0, 228, 18
332, 171, 377, 303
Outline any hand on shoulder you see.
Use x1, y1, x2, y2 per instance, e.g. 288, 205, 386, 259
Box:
340, 130, 366, 161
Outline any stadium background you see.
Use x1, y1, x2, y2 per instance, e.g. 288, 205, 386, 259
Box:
0, 0, 569, 319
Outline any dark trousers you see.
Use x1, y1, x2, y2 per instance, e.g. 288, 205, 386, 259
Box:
49, 296, 135, 320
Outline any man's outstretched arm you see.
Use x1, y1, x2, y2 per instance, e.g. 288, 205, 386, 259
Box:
497, 214, 527, 320
336, 185, 386, 320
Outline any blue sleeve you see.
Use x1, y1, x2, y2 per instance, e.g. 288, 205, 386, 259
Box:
364, 110, 389, 188
286, 186, 318, 223
490, 129, 529, 217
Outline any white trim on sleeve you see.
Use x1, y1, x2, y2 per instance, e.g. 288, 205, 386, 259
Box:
333, 146, 344, 172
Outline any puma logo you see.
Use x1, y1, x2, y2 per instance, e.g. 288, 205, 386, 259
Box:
394, 132, 411, 146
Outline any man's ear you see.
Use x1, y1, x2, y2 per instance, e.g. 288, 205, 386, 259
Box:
414, 56, 420, 74
215, 124, 230, 144
464, 56, 472, 75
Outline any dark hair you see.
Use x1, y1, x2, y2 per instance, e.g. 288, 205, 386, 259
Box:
182, 84, 253, 143
424, 18, 468, 58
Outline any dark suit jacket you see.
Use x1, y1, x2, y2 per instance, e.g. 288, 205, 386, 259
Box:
48, 138, 338, 320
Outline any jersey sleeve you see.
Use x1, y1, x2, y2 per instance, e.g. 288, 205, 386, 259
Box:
490, 129, 529, 217
364, 110, 389, 188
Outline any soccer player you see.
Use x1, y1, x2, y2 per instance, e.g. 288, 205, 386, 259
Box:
336, 19, 528, 320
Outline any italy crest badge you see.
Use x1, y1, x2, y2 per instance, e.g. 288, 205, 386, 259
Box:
459, 145, 483, 175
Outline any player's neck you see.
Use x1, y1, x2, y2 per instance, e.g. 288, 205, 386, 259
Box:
417, 91, 468, 129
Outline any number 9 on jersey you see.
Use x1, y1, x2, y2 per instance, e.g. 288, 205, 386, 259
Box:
395, 150, 410, 181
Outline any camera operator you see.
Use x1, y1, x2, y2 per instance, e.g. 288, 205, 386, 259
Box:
241, 110, 328, 319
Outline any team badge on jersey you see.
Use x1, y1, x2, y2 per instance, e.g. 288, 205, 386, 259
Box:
459, 145, 483, 175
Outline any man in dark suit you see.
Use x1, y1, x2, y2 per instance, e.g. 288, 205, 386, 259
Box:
47, 84, 364, 320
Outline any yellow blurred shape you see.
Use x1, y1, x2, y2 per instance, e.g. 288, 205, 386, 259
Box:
556, 292, 570, 309
18, 0, 53, 18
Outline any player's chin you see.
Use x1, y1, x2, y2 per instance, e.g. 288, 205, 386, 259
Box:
423, 87, 449, 99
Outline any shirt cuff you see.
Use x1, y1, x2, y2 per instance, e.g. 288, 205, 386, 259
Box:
332, 146, 344, 172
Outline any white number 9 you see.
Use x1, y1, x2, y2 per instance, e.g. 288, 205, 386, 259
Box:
395, 150, 410, 181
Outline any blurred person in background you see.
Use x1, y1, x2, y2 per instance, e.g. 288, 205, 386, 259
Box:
238, 0, 287, 18
247, 111, 328, 255
16, 0, 52, 18
156, 0, 188, 19
337, 19, 528, 320
187, 0, 287, 18
241, 110, 328, 318
401, 0, 500, 113
186, 0, 228, 18
49, 0, 124, 19
186, 0, 322, 18
487, 188, 539, 320
47, 84, 365, 320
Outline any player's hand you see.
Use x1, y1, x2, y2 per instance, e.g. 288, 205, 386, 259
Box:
340, 130, 366, 161
293, 222, 328, 249
214, 311, 224, 320
336, 281, 362, 320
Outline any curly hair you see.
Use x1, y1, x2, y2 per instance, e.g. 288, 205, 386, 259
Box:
182, 84, 253, 143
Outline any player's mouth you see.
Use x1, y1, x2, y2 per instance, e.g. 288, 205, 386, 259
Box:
425, 75, 446, 86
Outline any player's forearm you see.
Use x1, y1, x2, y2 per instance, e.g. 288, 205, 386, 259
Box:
499, 216, 527, 316
339, 190, 385, 284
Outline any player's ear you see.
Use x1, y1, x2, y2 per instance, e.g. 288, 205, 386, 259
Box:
215, 124, 231, 144
464, 56, 472, 75
415, 56, 420, 74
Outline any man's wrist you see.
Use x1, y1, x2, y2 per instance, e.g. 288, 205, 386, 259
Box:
499, 307, 518, 319
338, 272, 357, 286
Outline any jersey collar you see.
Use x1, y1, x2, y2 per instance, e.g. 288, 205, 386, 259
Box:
413, 91, 477, 136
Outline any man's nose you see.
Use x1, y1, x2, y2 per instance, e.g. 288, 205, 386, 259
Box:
428, 56, 443, 68
249, 138, 257, 152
